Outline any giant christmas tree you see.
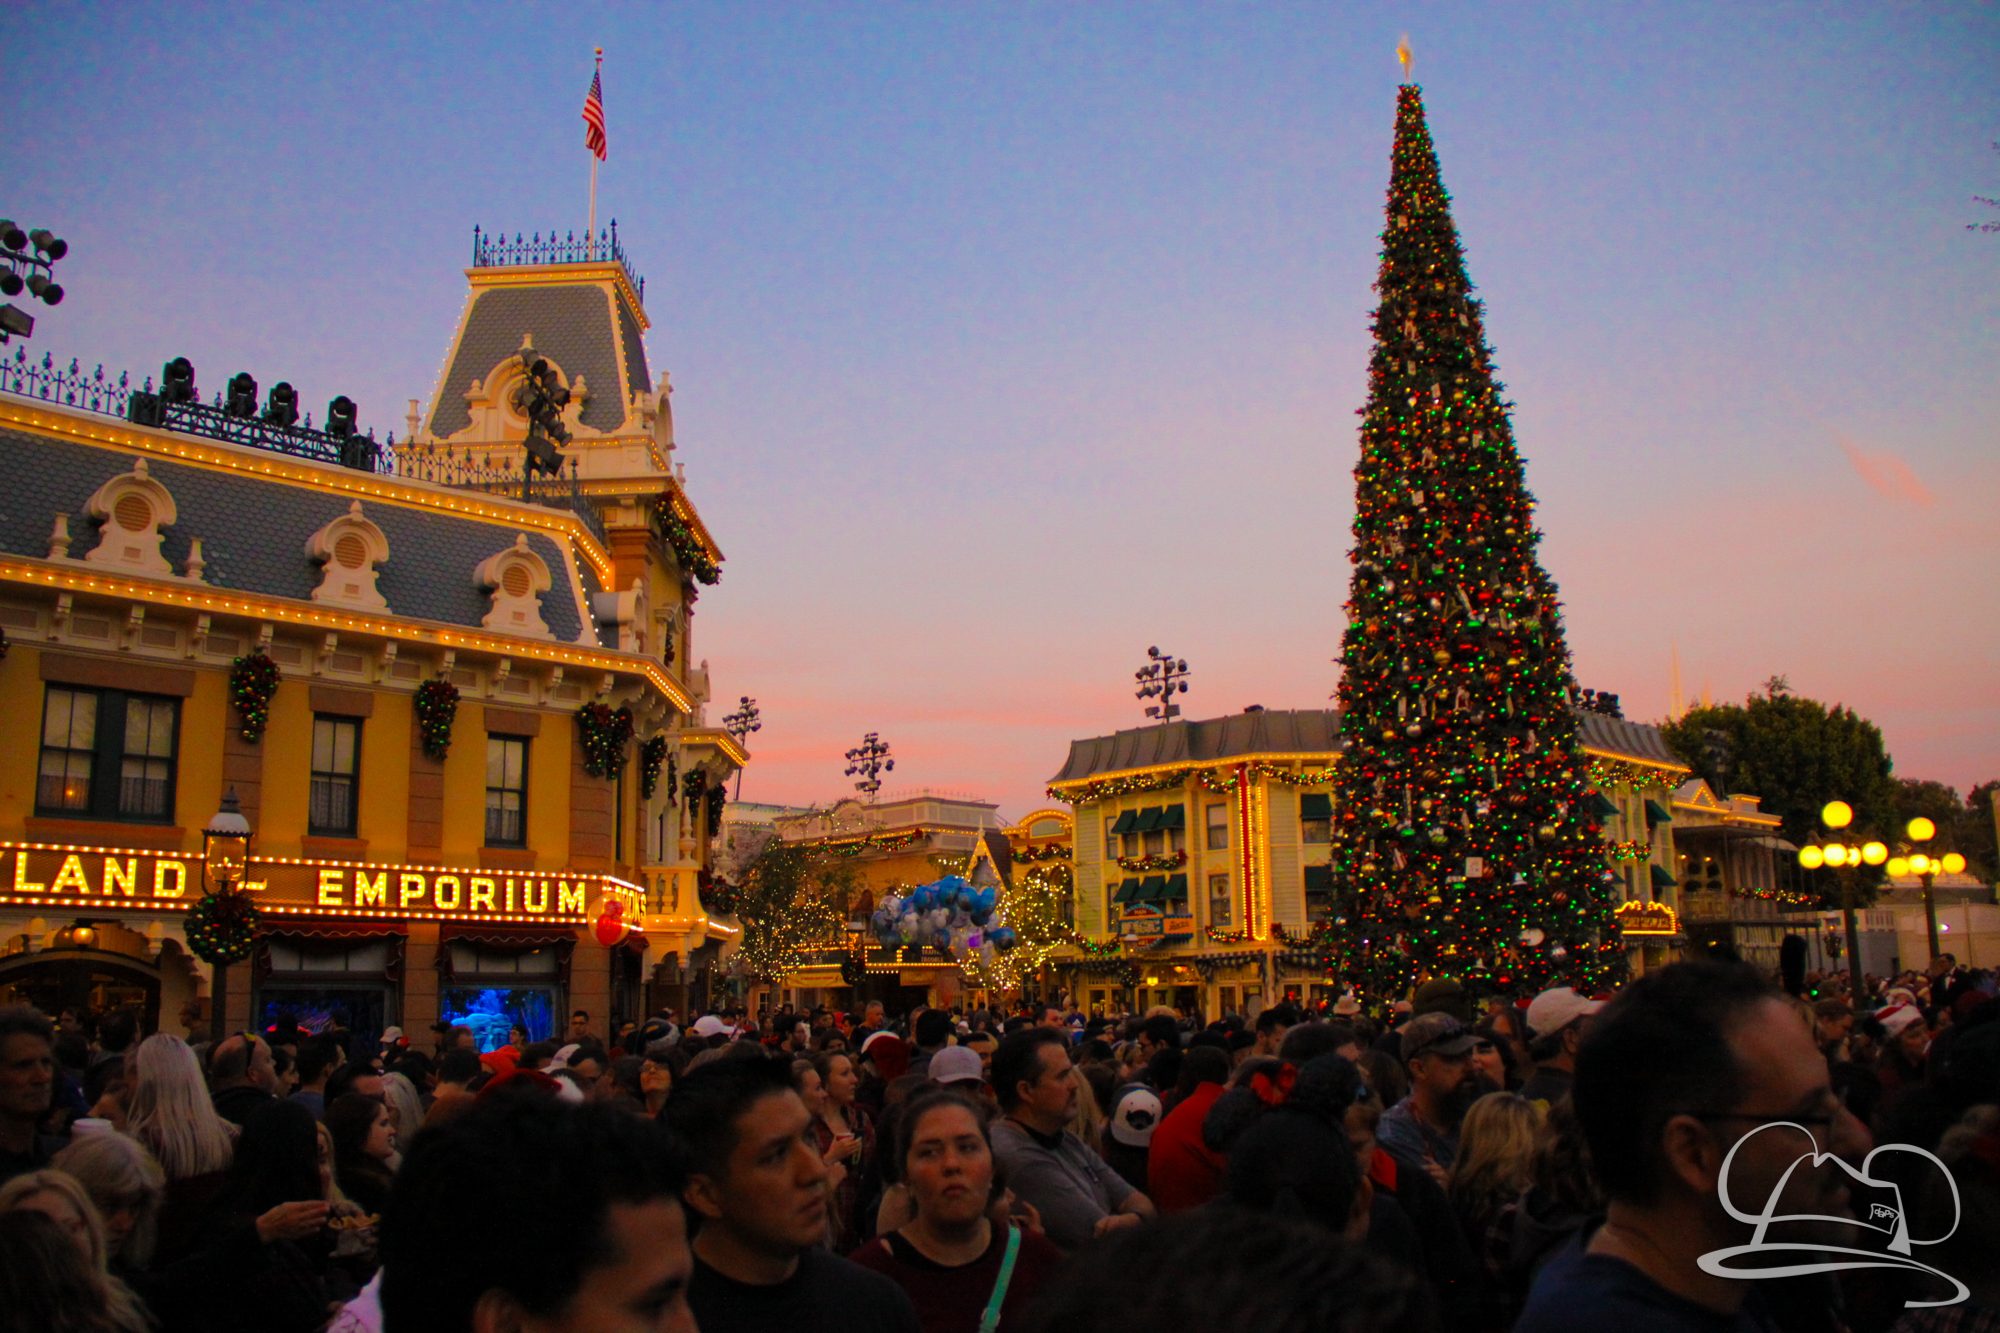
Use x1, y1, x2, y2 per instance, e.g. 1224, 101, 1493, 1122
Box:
1326, 84, 1627, 1002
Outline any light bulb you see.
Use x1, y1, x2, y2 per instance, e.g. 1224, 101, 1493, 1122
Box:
1822, 801, 1854, 829
1942, 853, 1967, 875
1906, 817, 1936, 842
1823, 844, 1849, 867
1798, 846, 1825, 869
1862, 842, 1887, 865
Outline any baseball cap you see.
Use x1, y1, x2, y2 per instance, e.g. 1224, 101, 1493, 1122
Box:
690, 1015, 731, 1039
1109, 1084, 1164, 1147
1400, 1012, 1477, 1062
1525, 987, 1603, 1040
1412, 977, 1471, 1020
380, 1026, 405, 1046
929, 1046, 987, 1086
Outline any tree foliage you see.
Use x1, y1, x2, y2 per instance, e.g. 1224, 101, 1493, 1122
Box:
734, 839, 850, 983
1891, 778, 2000, 883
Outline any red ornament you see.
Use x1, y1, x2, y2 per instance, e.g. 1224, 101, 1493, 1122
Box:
593, 900, 629, 948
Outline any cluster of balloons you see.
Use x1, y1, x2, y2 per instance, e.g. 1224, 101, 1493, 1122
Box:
871, 875, 1019, 954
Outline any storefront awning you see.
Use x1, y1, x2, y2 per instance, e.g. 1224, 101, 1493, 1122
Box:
1299, 793, 1333, 820
1113, 877, 1144, 904
1135, 807, 1165, 833
1589, 792, 1620, 819
1304, 864, 1335, 895
1645, 799, 1674, 825
1163, 872, 1189, 901
1110, 810, 1138, 835
1161, 804, 1187, 829
1650, 864, 1678, 889
1138, 874, 1169, 902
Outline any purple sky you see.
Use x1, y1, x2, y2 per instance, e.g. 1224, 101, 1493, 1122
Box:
5, 2, 1996, 819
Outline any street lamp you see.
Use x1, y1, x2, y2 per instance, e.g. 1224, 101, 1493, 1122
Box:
1796, 800, 1885, 1005
1135, 646, 1190, 723
723, 697, 761, 800
200, 790, 254, 1038
845, 733, 894, 799
0, 218, 67, 343
1887, 816, 1968, 963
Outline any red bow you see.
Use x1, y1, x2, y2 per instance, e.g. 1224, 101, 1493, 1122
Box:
1249, 1063, 1297, 1107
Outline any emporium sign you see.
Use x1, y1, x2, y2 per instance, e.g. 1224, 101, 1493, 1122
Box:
0, 841, 636, 924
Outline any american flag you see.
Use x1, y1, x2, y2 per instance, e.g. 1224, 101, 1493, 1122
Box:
582, 67, 607, 161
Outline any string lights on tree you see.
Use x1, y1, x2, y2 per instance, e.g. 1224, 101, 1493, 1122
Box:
1324, 80, 1624, 1004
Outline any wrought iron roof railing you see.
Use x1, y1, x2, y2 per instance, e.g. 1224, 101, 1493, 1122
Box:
471, 223, 644, 304
2, 347, 609, 548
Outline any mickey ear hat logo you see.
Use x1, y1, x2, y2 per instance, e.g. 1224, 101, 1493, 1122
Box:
1698, 1123, 1969, 1309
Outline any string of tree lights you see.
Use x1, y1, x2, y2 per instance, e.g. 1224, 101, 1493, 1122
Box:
1325, 84, 1625, 1003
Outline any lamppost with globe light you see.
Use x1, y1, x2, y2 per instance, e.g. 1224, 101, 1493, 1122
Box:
1795, 800, 1883, 1005
1883, 816, 1968, 963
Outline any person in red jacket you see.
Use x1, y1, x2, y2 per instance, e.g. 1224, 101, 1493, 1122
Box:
1145, 1045, 1232, 1212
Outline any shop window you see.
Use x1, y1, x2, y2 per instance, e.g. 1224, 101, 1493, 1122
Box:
267, 941, 391, 973
255, 932, 402, 1055
309, 715, 361, 836
486, 736, 529, 846
440, 942, 564, 1052
1206, 803, 1229, 851
1300, 793, 1333, 844
1208, 872, 1232, 928
37, 686, 179, 822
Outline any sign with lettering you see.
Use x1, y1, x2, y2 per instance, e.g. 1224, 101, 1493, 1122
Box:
1615, 900, 1680, 937
0, 841, 641, 925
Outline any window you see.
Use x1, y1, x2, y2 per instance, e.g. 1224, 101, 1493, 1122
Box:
309, 716, 361, 836
1143, 826, 1166, 856
37, 686, 179, 821
1304, 865, 1336, 923
1168, 825, 1186, 855
1208, 872, 1232, 927
486, 736, 529, 846
1103, 817, 1120, 859
1206, 802, 1229, 851
1300, 793, 1333, 844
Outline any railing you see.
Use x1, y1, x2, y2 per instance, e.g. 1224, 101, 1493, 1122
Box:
472, 223, 645, 304
2, 347, 609, 546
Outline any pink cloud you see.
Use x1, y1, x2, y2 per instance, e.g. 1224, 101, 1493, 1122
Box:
1835, 432, 1934, 507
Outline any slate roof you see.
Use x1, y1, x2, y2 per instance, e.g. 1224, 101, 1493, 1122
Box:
0, 424, 585, 640
1572, 710, 1687, 770
1050, 709, 1345, 785
428, 285, 632, 439
616, 297, 651, 403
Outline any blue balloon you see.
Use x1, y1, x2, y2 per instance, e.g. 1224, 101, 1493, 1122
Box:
970, 908, 991, 927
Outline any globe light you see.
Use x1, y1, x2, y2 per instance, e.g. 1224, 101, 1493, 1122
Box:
1861, 842, 1888, 865
1942, 853, 1967, 875
1824, 844, 1849, 867
1798, 845, 1825, 869
1908, 854, 1930, 875
1906, 817, 1936, 842
1822, 801, 1854, 829
1886, 857, 1910, 877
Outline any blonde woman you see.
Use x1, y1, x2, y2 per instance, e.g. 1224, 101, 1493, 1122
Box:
124, 1033, 235, 1267
1449, 1091, 1542, 1242
1068, 1061, 1107, 1158
379, 1073, 425, 1169
0, 1169, 154, 1331
51, 1132, 166, 1273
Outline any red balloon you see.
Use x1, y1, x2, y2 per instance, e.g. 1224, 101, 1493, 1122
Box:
594, 911, 628, 947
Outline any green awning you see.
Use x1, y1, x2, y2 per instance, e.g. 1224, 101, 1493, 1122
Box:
1138, 874, 1169, 902
1162, 804, 1187, 829
1163, 872, 1189, 902
1113, 877, 1143, 904
1135, 807, 1165, 833
1589, 792, 1620, 819
1300, 793, 1334, 820
1304, 865, 1335, 895
1650, 864, 1678, 889
1644, 799, 1673, 826
1110, 810, 1138, 835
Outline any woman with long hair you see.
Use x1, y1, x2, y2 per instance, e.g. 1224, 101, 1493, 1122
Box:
810, 1048, 874, 1252
50, 1133, 166, 1274
0, 1210, 140, 1333
326, 1095, 397, 1218
378, 1074, 425, 1168
0, 1170, 152, 1331
1449, 1093, 1541, 1242
123, 1035, 233, 1183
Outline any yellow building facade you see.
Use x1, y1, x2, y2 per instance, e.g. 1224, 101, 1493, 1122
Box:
0, 231, 744, 1048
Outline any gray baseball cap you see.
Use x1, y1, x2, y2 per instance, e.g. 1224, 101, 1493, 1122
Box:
1400, 1011, 1478, 1062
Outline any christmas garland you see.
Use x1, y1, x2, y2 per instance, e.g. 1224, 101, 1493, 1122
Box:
186, 892, 259, 965
415, 676, 460, 760
1011, 844, 1072, 863
682, 766, 707, 817
639, 735, 668, 800
1048, 768, 1199, 805
230, 652, 282, 744
578, 703, 635, 778
1117, 850, 1188, 872
697, 868, 741, 916
651, 496, 721, 586
818, 828, 928, 859
1586, 755, 1687, 793
706, 785, 727, 838
839, 954, 868, 987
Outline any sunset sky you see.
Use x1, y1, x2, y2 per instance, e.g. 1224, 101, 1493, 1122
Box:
5, 2, 1995, 819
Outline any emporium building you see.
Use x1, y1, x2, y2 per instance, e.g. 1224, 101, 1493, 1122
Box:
0, 229, 745, 1048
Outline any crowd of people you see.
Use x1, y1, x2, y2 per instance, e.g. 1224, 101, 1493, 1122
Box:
0, 958, 1994, 1333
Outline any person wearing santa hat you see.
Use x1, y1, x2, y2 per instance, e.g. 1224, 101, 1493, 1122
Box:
1874, 1002, 1930, 1098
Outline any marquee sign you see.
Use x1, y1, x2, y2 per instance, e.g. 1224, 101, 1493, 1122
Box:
0, 840, 642, 926
1615, 900, 1680, 937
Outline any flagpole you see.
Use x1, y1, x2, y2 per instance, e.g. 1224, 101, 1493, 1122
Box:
588, 48, 602, 259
